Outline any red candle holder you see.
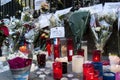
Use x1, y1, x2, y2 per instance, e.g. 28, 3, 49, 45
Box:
53, 62, 62, 80
83, 63, 94, 80
67, 38, 74, 62
92, 50, 101, 62
54, 45, 60, 60
86, 70, 99, 80
46, 39, 51, 56
77, 49, 84, 57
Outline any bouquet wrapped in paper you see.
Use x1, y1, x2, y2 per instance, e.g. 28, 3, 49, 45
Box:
90, 10, 117, 53
7, 42, 33, 80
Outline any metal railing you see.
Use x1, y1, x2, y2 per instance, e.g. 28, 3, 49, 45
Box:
0, 0, 35, 19
0, 0, 120, 19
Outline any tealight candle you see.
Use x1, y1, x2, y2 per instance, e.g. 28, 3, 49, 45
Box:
72, 55, 84, 73
67, 38, 74, 62
116, 72, 120, 80
92, 50, 101, 62
53, 62, 62, 80
103, 72, 115, 80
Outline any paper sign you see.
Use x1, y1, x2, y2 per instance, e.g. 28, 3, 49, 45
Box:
50, 27, 65, 38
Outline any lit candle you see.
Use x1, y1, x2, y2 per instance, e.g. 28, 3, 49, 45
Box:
46, 39, 51, 56
53, 62, 62, 80
92, 50, 101, 62
116, 72, 120, 80
67, 38, 74, 62
103, 72, 115, 80
72, 55, 84, 73
83, 63, 94, 80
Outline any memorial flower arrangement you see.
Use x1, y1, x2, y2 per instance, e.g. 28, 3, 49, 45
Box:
5, 16, 35, 79
90, 11, 117, 53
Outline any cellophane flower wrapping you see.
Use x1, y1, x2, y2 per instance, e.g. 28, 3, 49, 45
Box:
90, 9, 117, 52
7, 43, 33, 80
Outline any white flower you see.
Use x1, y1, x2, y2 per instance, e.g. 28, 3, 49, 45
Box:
95, 27, 101, 31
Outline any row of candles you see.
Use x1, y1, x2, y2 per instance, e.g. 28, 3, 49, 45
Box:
37, 38, 120, 80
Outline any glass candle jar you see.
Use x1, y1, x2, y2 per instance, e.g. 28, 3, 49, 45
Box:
92, 50, 101, 62
67, 38, 74, 62
46, 39, 51, 56
62, 62, 67, 74
37, 53, 46, 68
103, 72, 115, 80
54, 45, 60, 60
116, 72, 120, 80
83, 63, 94, 80
92, 62, 103, 77
53, 62, 62, 80
53, 38, 60, 60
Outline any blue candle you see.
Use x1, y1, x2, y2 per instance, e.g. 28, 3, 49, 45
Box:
92, 62, 103, 77
103, 72, 115, 80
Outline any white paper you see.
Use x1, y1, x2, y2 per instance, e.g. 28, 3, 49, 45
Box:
39, 14, 52, 28
79, 4, 103, 14
34, 0, 46, 10
104, 2, 120, 11
50, 27, 65, 38
55, 7, 72, 18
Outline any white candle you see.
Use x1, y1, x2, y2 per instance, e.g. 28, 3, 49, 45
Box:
110, 65, 120, 73
72, 55, 84, 73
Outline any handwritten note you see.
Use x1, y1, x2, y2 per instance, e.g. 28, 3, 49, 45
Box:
50, 27, 65, 38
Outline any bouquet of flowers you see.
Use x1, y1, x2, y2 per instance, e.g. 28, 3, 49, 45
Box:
90, 10, 117, 53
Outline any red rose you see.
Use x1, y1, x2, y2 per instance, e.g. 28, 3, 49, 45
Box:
0, 26, 9, 37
